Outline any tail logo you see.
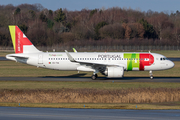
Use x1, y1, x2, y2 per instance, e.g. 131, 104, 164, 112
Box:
9, 26, 32, 53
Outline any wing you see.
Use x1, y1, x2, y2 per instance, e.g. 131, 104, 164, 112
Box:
65, 50, 125, 70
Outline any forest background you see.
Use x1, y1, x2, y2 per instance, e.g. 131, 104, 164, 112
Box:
0, 3, 180, 49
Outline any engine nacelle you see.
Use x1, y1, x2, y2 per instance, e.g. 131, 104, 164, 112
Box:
104, 67, 124, 78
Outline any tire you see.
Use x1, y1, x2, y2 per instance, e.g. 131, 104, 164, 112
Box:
91, 75, 96, 80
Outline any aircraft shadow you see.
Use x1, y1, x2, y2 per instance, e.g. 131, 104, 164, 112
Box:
43, 73, 88, 78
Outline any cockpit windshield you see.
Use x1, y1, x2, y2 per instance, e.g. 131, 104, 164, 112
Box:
160, 57, 168, 60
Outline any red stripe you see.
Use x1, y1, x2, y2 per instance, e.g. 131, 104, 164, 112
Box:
140, 53, 154, 71
15, 26, 32, 53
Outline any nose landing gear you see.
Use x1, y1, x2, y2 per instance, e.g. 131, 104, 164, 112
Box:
149, 70, 153, 79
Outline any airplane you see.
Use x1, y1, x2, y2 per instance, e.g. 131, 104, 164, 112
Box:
6, 25, 174, 80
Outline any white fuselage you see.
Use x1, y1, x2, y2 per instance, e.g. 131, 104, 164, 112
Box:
6, 52, 174, 72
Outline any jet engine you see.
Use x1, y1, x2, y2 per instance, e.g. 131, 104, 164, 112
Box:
104, 66, 124, 78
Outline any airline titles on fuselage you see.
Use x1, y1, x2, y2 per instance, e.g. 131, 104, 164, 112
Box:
98, 54, 121, 59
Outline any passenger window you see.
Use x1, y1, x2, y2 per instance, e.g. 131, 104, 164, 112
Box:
160, 58, 162, 60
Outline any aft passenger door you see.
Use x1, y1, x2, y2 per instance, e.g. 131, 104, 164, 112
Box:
38, 54, 43, 64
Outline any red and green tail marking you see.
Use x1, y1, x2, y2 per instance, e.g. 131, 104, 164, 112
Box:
9, 26, 32, 53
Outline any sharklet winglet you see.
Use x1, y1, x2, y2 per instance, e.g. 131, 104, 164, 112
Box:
65, 50, 76, 62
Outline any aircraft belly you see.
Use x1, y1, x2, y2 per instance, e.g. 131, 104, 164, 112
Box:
144, 65, 162, 71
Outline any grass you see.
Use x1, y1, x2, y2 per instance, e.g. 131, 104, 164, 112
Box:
0, 88, 180, 106
0, 102, 180, 109
151, 50, 180, 58
0, 81, 180, 90
0, 61, 179, 77
0, 51, 13, 57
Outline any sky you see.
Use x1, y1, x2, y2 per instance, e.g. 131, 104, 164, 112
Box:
1, 0, 180, 13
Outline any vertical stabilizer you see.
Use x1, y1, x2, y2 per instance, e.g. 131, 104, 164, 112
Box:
9, 25, 40, 53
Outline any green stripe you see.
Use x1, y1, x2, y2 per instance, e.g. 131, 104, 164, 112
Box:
124, 53, 139, 71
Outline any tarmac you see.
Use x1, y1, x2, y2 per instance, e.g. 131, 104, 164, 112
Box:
0, 76, 180, 82
0, 107, 180, 120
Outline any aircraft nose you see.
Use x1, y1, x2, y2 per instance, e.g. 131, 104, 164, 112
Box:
169, 61, 174, 69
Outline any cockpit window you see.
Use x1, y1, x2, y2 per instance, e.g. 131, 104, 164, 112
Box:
160, 57, 167, 60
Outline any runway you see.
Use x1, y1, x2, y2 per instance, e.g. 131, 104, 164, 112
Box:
0, 77, 180, 82
0, 107, 179, 120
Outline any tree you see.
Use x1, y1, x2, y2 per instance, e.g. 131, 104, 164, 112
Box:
122, 23, 132, 39
39, 12, 47, 22
19, 24, 28, 33
54, 8, 66, 25
29, 10, 36, 19
99, 23, 125, 39
139, 18, 157, 39
14, 7, 21, 15
90, 9, 97, 17
47, 19, 54, 29
94, 21, 108, 40
49, 10, 53, 16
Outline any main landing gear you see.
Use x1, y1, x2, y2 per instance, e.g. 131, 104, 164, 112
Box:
149, 70, 153, 79
91, 74, 98, 80
91, 70, 99, 80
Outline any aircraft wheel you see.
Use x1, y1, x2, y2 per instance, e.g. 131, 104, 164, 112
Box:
91, 74, 97, 80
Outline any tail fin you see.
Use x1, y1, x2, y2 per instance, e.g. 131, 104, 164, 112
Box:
9, 25, 40, 53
